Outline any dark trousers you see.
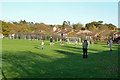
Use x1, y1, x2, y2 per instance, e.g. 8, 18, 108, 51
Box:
83, 48, 87, 58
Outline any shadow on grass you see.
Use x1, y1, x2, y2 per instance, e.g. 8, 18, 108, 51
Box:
100, 44, 119, 49
63, 45, 98, 52
2, 70, 7, 80
63, 46, 82, 49
2, 48, 118, 79
95, 43, 119, 47
2, 51, 55, 78
54, 48, 118, 77
34, 45, 40, 49
55, 50, 82, 56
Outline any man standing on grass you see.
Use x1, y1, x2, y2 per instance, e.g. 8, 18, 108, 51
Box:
82, 40, 88, 59
50, 37, 53, 45
109, 40, 112, 52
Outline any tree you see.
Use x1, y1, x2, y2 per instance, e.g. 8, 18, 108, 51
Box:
93, 24, 110, 41
72, 23, 84, 30
28, 25, 36, 32
98, 21, 103, 24
68, 21, 70, 25
105, 23, 117, 30
18, 24, 28, 32
62, 21, 71, 29
0, 20, 2, 33
85, 21, 102, 30
35, 23, 48, 31
63, 21, 67, 28
19, 20, 27, 24
13, 21, 18, 25
86, 21, 117, 31
2, 21, 10, 35
8, 22, 18, 34
35, 22, 39, 25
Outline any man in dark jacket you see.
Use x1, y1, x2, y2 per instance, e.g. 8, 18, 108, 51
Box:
82, 40, 88, 59
50, 37, 53, 45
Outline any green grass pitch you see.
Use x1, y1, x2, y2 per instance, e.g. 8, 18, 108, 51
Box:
1, 39, 119, 78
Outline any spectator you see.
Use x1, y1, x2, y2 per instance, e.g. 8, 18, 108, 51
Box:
82, 40, 88, 59
50, 37, 53, 45
109, 40, 112, 52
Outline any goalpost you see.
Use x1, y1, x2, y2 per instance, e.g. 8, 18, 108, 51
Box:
66, 37, 82, 45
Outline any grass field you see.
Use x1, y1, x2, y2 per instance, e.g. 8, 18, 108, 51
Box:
2, 39, 119, 78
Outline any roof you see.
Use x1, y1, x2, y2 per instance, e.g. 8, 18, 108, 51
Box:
55, 29, 61, 33
55, 25, 59, 27
64, 30, 72, 33
74, 30, 80, 33
59, 30, 66, 33
76, 32, 93, 36
76, 30, 92, 35
57, 29, 74, 34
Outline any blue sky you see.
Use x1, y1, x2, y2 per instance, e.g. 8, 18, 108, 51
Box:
0, 2, 118, 26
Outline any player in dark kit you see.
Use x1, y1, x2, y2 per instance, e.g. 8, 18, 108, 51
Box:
50, 37, 53, 45
82, 40, 88, 59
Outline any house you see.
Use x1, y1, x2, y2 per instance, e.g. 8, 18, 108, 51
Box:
113, 31, 120, 40
56, 29, 75, 37
76, 30, 93, 40
76, 30, 93, 36
57, 29, 67, 37
0, 34, 4, 38
53, 25, 59, 32
54, 28, 61, 33
112, 28, 120, 43
113, 28, 120, 38
53, 26, 57, 31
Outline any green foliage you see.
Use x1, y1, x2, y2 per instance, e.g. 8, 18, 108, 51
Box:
93, 25, 111, 41
0, 20, 117, 37
62, 21, 71, 29
105, 23, 117, 30
72, 23, 84, 30
2, 21, 10, 35
62, 21, 66, 28
13, 22, 18, 25
98, 21, 103, 24
85, 21, 102, 30
86, 21, 116, 31
19, 20, 27, 24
